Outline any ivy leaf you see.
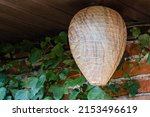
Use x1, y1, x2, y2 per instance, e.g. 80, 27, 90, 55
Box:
26, 78, 39, 98
43, 96, 53, 100
22, 77, 38, 90
69, 90, 79, 100
0, 43, 15, 53
45, 37, 51, 43
59, 68, 71, 80
49, 43, 64, 58
74, 76, 86, 86
14, 75, 22, 80
86, 83, 95, 91
6, 96, 12, 100
43, 59, 61, 69
0, 73, 8, 87
87, 86, 112, 100
63, 59, 75, 66
0, 87, 6, 100
46, 71, 58, 81
22, 74, 46, 98
78, 92, 89, 100
122, 72, 131, 78
36, 74, 46, 88
40, 41, 47, 49
31, 74, 46, 97
15, 89, 30, 100
10, 89, 18, 98
31, 88, 44, 100
130, 27, 141, 38
19, 40, 32, 51
138, 34, 150, 48
9, 80, 19, 88
124, 80, 140, 96
0, 66, 4, 72
0, 82, 3, 88
48, 84, 65, 100
55, 32, 68, 45
59, 32, 68, 44
147, 53, 150, 64
65, 76, 86, 88
105, 84, 120, 94
29, 48, 43, 64
40, 37, 51, 49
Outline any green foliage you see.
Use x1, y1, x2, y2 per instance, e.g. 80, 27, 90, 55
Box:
130, 27, 141, 38
9, 80, 19, 88
32, 88, 44, 100
46, 71, 58, 81
63, 59, 75, 66
11, 74, 46, 100
87, 86, 112, 100
43, 59, 61, 69
123, 80, 140, 96
138, 34, 150, 48
49, 84, 65, 100
31, 74, 46, 98
19, 40, 33, 51
0, 43, 15, 54
1, 27, 147, 100
29, 48, 43, 64
122, 72, 131, 78
65, 76, 86, 88
69, 90, 80, 100
43, 96, 53, 100
49, 43, 64, 58
147, 53, 150, 64
105, 84, 121, 94
6, 96, 12, 100
0, 87, 6, 100
59, 68, 71, 80
15, 89, 30, 100
0, 73, 8, 87
130, 27, 150, 64
54, 32, 68, 45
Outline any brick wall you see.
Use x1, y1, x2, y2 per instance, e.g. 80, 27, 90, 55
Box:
2, 26, 149, 100
111, 41, 150, 99
67, 26, 150, 100
67, 41, 150, 99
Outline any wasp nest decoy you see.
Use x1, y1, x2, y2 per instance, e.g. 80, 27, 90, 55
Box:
68, 6, 127, 86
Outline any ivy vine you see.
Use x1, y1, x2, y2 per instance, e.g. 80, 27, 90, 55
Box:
0, 26, 149, 100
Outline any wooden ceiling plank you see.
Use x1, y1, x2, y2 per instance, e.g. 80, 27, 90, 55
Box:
0, 0, 68, 28
0, 1, 66, 29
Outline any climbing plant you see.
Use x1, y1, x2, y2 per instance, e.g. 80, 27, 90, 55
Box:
0, 26, 149, 100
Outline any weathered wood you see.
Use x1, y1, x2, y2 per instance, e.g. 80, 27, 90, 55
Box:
0, 0, 149, 41
101, 0, 150, 24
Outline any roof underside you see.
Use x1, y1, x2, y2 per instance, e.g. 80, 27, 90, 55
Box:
0, 0, 150, 41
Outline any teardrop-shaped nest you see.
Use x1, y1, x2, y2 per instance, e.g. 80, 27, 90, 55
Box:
68, 6, 127, 86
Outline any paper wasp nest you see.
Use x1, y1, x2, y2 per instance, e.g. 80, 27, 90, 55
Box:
68, 6, 127, 86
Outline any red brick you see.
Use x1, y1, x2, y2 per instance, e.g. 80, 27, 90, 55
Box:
12, 52, 28, 59
8, 60, 31, 74
67, 71, 81, 79
115, 95, 150, 100
112, 61, 150, 78
104, 76, 150, 97
129, 96, 150, 100
104, 89, 128, 97
138, 79, 150, 93
125, 42, 141, 56
66, 61, 150, 80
